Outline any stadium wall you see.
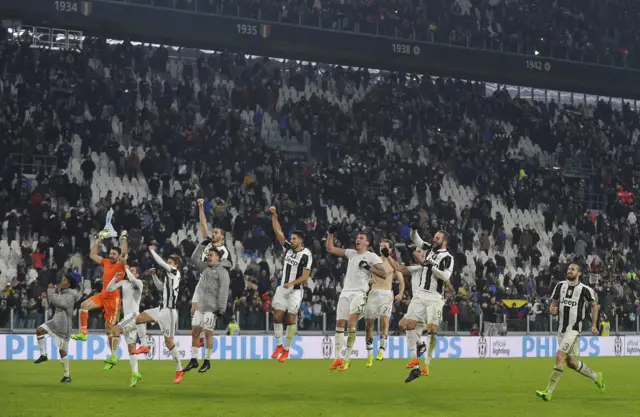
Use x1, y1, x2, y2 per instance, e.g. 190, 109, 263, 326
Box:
1, 335, 638, 360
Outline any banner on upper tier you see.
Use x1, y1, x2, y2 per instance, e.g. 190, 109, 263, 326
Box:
0, 335, 636, 360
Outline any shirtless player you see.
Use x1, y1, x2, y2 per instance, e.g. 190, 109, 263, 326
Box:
364, 239, 405, 366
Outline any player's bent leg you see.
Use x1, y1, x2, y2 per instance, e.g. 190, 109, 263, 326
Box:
72, 298, 100, 341
364, 319, 375, 367
35, 327, 49, 363
340, 313, 360, 371
565, 355, 604, 392
271, 309, 286, 359
421, 323, 438, 376
279, 313, 297, 363
165, 337, 184, 384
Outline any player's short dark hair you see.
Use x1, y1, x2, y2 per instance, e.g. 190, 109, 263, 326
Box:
291, 229, 306, 240
110, 247, 122, 255
570, 262, 584, 274
208, 247, 222, 258
169, 254, 181, 267
358, 231, 373, 247
64, 274, 77, 289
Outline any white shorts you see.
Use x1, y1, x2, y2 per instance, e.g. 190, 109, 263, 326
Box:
192, 310, 216, 331
337, 291, 367, 321
117, 313, 139, 345
145, 307, 178, 338
272, 286, 303, 314
364, 289, 394, 319
40, 323, 69, 352
557, 330, 580, 357
405, 296, 445, 327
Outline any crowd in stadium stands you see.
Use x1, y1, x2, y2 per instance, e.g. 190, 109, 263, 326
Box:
0, 30, 639, 337
162, 0, 639, 68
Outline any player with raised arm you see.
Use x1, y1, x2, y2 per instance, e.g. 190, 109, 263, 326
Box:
364, 239, 405, 366
386, 226, 454, 383
34, 274, 81, 382
118, 245, 184, 384
183, 241, 231, 373
72, 230, 128, 371
195, 198, 232, 346
268, 206, 313, 363
105, 261, 144, 386
326, 226, 387, 371
535, 263, 605, 402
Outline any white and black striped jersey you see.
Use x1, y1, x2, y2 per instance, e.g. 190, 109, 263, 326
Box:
552, 281, 598, 333
280, 241, 313, 289
150, 249, 181, 309
413, 249, 453, 301
201, 241, 232, 266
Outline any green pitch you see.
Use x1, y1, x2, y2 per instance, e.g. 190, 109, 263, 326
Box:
1, 358, 637, 417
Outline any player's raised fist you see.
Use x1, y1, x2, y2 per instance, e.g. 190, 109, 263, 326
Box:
48, 283, 55, 289
381, 247, 390, 257
197, 199, 204, 206
269, 206, 277, 215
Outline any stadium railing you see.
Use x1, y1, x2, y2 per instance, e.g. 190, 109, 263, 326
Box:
2, 307, 638, 335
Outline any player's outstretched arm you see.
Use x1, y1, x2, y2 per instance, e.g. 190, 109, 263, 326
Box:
409, 223, 429, 250
198, 198, 209, 240
120, 231, 128, 265
90, 237, 103, 264
126, 268, 144, 290
189, 242, 208, 272
106, 274, 124, 292
269, 206, 286, 245
148, 269, 163, 290
325, 229, 345, 257
385, 255, 410, 274
150, 247, 172, 272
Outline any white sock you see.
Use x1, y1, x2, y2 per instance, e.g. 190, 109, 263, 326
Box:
274, 323, 284, 346
37, 335, 47, 356
423, 333, 432, 363
427, 333, 437, 364
379, 335, 388, 351
345, 328, 356, 360
60, 355, 70, 377
284, 324, 296, 350
170, 346, 182, 371
415, 323, 426, 344
129, 354, 138, 373
407, 330, 417, 359
576, 361, 598, 381
335, 327, 344, 359
205, 348, 211, 360
191, 346, 199, 359
137, 324, 148, 346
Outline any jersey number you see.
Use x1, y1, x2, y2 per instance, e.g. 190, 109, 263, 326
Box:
204, 316, 215, 329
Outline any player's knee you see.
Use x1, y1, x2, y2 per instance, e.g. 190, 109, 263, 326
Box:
59, 349, 67, 358
427, 325, 438, 334
36, 327, 45, 336
286, 316, 296, 326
